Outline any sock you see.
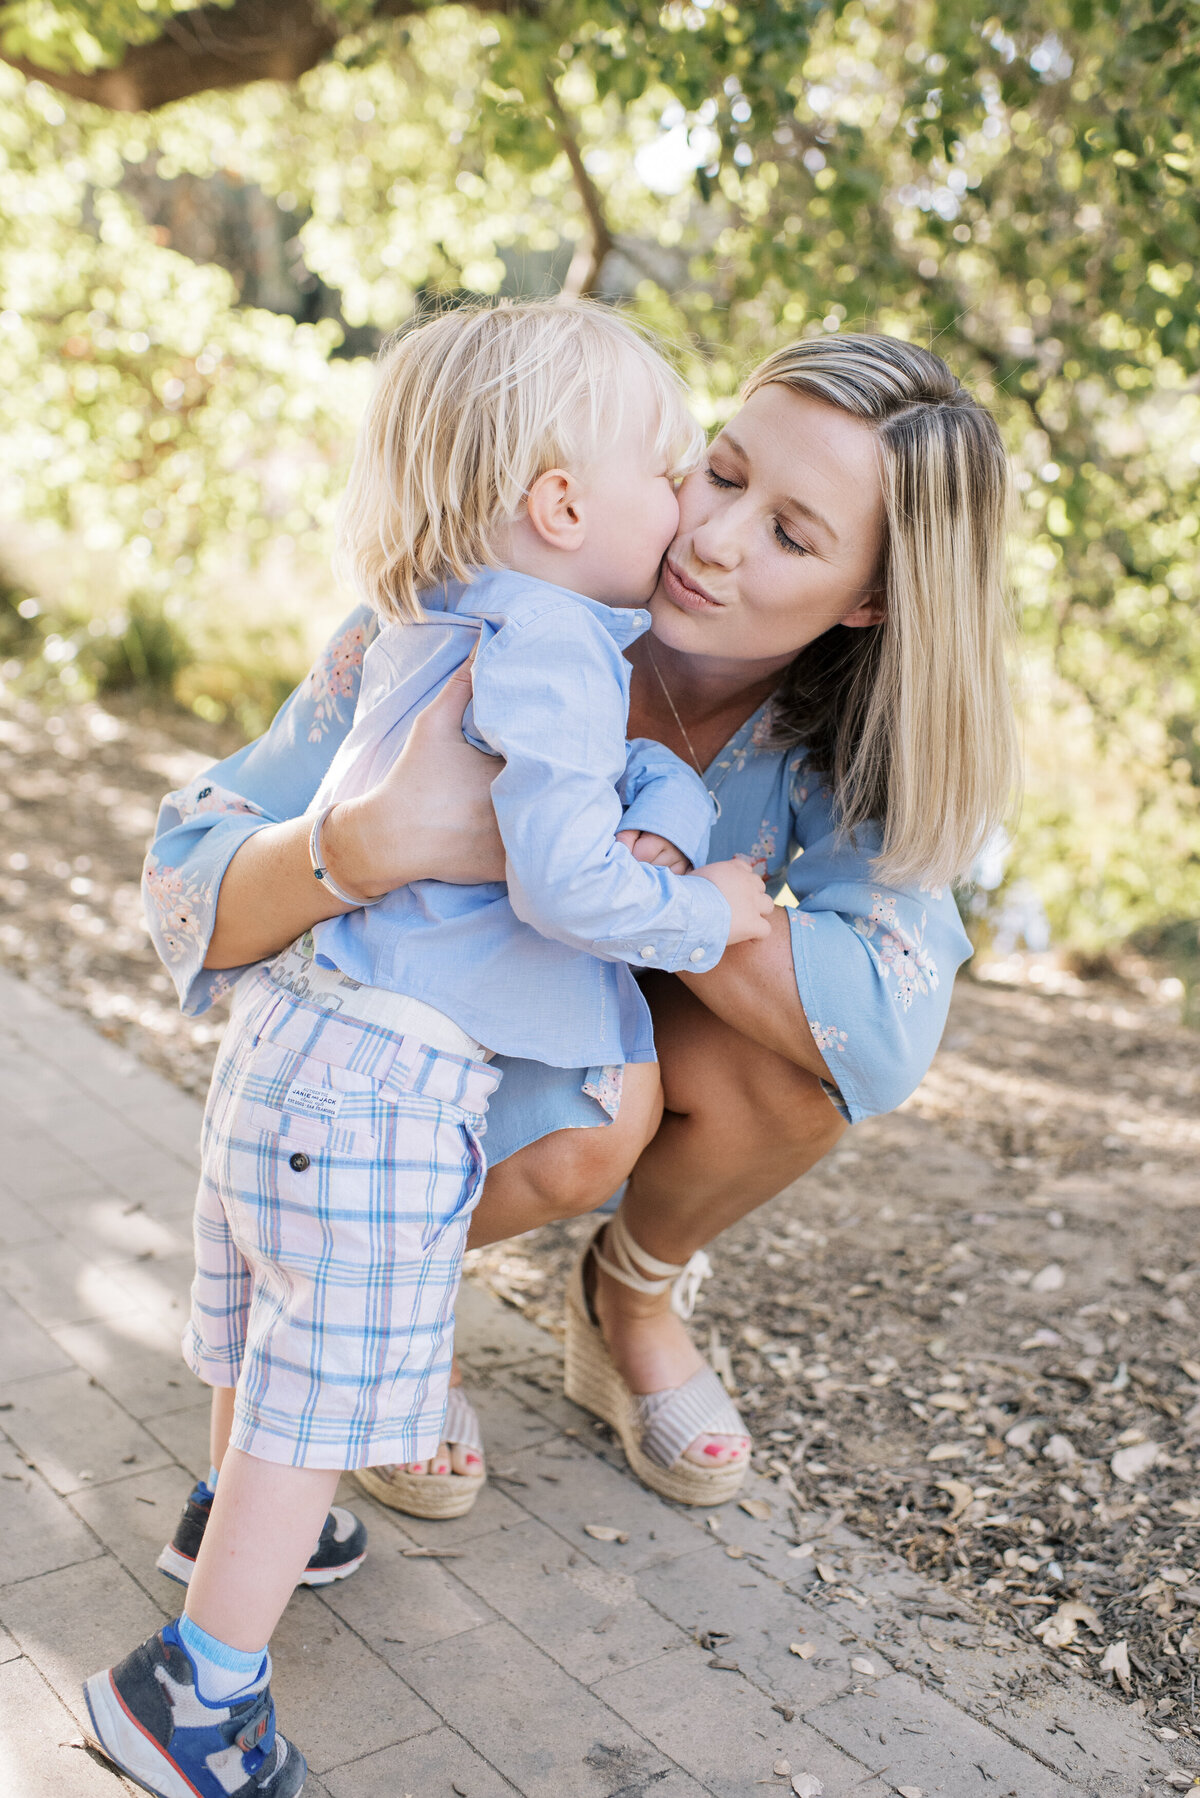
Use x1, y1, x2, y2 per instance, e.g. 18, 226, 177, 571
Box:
206, 1463, 221, 1494
176, 1613, 268, 1704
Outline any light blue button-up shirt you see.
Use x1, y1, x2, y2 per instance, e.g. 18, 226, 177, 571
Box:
303, 571, 728, 1066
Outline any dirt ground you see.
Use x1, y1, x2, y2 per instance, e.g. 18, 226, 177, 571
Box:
4, 686, 1200, 1750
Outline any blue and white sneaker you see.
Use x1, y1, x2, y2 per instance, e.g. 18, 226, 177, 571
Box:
156, 1482, 366, 1589
83, 1621, 306, 1798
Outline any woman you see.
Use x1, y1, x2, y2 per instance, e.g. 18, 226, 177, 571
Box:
146, 331, 1016, 1514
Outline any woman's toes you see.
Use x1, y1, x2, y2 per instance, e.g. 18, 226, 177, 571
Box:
429, 1446, 452, 1475
683, 1433, 751, 1468
448, 1441, 483, 1478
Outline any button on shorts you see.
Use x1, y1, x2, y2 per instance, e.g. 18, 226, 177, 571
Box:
184, 969, 500, 1469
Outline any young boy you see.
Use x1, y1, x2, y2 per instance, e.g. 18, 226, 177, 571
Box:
85, 300, 771, 1798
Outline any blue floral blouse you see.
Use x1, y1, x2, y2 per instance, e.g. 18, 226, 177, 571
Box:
143, 605, 972, 1164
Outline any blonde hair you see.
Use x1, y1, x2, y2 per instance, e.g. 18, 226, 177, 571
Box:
744, 333, 1018, 887
337, 299, 703, 623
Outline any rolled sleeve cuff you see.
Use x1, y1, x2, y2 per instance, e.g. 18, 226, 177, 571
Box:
609, 874, 731, 974
619, 779, 715, 870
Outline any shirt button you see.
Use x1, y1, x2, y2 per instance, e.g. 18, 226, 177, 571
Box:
689, 947, 706, 964
289, 1151, 310, 1172
639, 944, 657, 960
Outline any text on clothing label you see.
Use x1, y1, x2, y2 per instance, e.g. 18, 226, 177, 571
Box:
283, 1081, 342, 1123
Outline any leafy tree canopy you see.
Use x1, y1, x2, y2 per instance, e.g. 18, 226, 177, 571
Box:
1, 0, 1198, 955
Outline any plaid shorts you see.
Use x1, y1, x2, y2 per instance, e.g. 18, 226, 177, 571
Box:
184, 969, 501, 1469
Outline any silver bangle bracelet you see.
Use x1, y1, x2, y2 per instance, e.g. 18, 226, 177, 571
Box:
308, 804, 386, 908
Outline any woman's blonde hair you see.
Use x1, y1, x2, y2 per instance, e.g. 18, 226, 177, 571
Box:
744, 333, 1019, 887
337, 298, 703, 623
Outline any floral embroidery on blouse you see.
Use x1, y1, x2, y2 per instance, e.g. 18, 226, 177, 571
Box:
792, 910, 816, 928
583, 1063, 624, 1122
172, 779, 265, 821
747, 817, 778, 878
852, 891, 939, 1011
143, 856, 216, 969
307, 619, 369, 743
751, 697, 783, 747
810, 1020, 848, 1054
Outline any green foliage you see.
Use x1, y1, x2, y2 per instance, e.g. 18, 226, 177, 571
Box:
0, 0, 1197, 959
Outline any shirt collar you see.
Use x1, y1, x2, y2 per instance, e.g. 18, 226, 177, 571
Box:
426, 572, 652, 648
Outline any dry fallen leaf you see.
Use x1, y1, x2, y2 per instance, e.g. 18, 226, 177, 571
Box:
1032, 1600, 1102, 1649
1111, 1441, 1159, 1485
1179, 1358, 1200, 1383
934, 1477, 974, 1522
791, 1776, 824, 1797
815, 1562, 837, 1583
1042, 1434, 1077, 1466
787, 1543, 815, 1560
583, 1524, 630, 1543
740, 1497, 773, 1521
789, 1642, 817, 1659
850, 1656, 877, 1677
897, 1788, 924, 1798
1030, 1262, 1065, 1293
1099, 1639, 1133, 1694
926, 1442, 967, 1462
773, 1760, 791, 1777
725, 1544, 746, 1559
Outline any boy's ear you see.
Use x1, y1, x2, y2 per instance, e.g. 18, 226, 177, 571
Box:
525, 468, 586, 549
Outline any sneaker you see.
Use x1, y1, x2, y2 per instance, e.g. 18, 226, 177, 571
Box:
156, 1483, 367, 1589
83, 1621, 306, 1798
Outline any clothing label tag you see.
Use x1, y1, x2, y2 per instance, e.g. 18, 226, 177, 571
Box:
283, 1081, 341, 1123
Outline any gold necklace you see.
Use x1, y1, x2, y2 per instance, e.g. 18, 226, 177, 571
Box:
644, 640, 727, 820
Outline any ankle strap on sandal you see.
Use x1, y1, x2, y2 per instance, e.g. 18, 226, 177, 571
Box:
592, 1209, 713, 1320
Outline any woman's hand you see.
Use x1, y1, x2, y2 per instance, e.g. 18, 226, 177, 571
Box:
689, 856, 774, 945
205, 658, 504, 970
322, 656, 506, 895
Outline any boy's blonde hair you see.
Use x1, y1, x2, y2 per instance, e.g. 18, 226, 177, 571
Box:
337, 298, 703, 623
744, 333, 1019, 887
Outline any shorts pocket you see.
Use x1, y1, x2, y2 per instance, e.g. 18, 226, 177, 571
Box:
246, 1101, 375, 1160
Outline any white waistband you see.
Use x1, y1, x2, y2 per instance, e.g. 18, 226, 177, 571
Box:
267, 937, 492, 1061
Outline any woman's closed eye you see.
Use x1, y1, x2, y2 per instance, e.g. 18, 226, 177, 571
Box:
773, 519, 811, 557
706, 465, 811, 556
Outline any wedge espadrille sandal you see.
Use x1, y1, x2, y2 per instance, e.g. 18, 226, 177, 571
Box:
354, 1386, 486, 1519
564, 1212, 750, 1506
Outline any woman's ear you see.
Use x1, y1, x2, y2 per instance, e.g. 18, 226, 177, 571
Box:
525, 468, 586, 549
840, 589, 886, 630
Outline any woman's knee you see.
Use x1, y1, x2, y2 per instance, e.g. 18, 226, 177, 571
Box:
756, 1059, 847, 1163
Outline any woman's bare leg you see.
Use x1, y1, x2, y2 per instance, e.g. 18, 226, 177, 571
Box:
591, 974, 845, 1465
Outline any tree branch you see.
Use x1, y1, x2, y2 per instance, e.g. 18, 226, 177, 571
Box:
543, 75, 614, 299
1, 0, 529, 113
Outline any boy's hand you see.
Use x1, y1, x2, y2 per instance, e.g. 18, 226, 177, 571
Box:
616, 828, 692, 875
689, 856, 774, 945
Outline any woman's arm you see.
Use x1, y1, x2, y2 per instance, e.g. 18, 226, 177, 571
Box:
205, 662, 504, 968
678, 755, 975, 1122
144, 608, 503, 1011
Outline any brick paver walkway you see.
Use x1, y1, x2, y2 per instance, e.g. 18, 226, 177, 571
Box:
0, 968, 1169, 1796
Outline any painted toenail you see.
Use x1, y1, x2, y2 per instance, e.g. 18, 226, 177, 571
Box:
466, 1454, 481, 1467
703, 1443, 723, 1457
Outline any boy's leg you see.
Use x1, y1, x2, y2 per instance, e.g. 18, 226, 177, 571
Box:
84, 1449, 330, 1797
186, 1449, 341, 1651
210, 1383, 237, 1471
